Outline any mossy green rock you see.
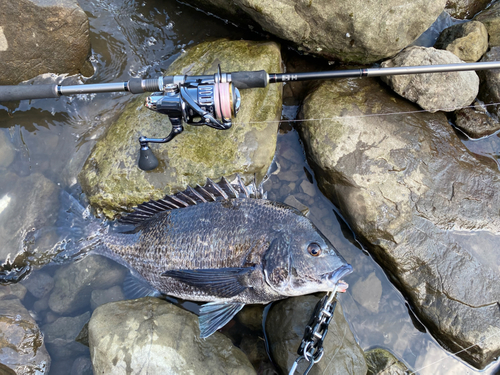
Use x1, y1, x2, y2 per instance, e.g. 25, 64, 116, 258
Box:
365, 348, 409, 375
79, 40, 282, 218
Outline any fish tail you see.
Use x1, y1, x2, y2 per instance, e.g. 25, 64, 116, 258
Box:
0, 190, 105, 285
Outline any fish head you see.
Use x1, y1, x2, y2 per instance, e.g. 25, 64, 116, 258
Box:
263, 215, 352, 297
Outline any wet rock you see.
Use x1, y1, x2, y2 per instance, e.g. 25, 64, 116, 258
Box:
90, 285, 125, 310
48, 255, 126, 315
0, 131, 15, 169
42, 311, 91, 360
266, 295, 367, 375
79, 39, 282, 218
239, 335, 269, 369
434, 21, 488, 62
33, 295, 50, 313
0, 284, 27, 301
236, 304, 265, 332
0, 298, 51, 374
381, 46, 479, 112
0, 172, 59, 263
474, 1, 500, 46
365, 348, 410, 375
445, 0, 491, 19
0, 0, 92, 85
0, 363, 16, 375
88, 297, 256, 374
452, 101, 500, 138
70, 356, 93, 375
478, 47, 500, 118
184, 0, 446, 64
22, 271, 54, 299
299, 77, 500, 368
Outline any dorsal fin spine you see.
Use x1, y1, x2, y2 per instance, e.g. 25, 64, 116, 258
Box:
118, 175, 262, 226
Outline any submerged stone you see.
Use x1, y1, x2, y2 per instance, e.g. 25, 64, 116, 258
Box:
365, 348, 410, 375
88, 297, 256, 374
79, 39, 282, 218
0, 298, 51, 374
298, 77, 500, 368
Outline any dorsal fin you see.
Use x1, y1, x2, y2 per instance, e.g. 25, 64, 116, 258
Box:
119, 175, 264, 226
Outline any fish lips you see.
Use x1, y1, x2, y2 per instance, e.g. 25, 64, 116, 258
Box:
326, 264, 353, 292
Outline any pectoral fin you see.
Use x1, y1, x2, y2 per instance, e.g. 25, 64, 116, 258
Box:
198, 301, 245, 338
161, 267, 253, 298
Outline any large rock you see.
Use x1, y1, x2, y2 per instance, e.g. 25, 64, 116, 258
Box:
0, 0, 93, 85
48, 255, 126, 315
434, 21, 488, 62
88, 297, 256, 374
266, 295, 367, 375
474, 1, 500, 46
365, 348, 410, 375
478, 47, 500, 118
184, 0, 446, 64
79, 39, 282, 218
445, 0, 491, 19
0, 173, 59, 263
298, 77, 500, 368
381, 46, 479, 112
0, 298, 51, 374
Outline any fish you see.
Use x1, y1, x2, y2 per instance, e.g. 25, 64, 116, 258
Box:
1, 176, 352, 338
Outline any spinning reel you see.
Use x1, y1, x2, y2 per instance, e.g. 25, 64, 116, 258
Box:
139, 66, 242, 170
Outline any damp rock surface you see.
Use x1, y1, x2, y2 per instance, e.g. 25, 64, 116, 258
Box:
88, 297, 256, 375
478, 47, 500, 118
381, 46, 479, 112
298, 77, 500, 369
475, 1, 500, 46
266, 295, 367, 375
0, 0, 93, 85
79, 39, 282, 218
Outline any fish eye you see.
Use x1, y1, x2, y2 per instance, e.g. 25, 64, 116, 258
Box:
307, 242, 322, 257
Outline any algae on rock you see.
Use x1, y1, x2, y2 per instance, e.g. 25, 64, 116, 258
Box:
79, 40, 282, 218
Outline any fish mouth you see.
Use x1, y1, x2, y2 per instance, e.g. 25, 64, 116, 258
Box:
327, 264, 353, 293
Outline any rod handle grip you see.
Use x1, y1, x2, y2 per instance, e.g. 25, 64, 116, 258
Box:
231, 70, 268, 89
0, 84, 59, 102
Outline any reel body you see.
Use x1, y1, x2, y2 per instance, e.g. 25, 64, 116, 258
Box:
138, 67, 241, 170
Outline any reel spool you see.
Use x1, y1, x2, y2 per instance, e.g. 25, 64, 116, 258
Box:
138, 66, 241, 171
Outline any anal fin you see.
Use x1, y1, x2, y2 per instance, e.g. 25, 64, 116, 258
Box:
198, 301, 245, 338
123, 272, 161, 300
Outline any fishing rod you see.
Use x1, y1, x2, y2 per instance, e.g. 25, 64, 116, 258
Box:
1, 61, 500, 170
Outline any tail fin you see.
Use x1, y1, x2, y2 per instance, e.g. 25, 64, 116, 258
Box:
0, 190, 106, 285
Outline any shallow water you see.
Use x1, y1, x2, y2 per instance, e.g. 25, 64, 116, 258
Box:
1, 0, 500, 374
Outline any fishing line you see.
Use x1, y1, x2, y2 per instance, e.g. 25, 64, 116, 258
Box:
233, 101, 500, 127
408, 329, 500, 374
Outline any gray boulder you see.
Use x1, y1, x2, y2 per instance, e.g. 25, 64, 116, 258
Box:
266, 295, 367, 375
48, 255, 126, 315
298, 77, 500, 368
79, 39, 282, 218
88, 297, 256, 374
0, 0, 93, 85
475, 1, 500, 46
434, 21, 488, 62
381, 46, 479, 112
478, 47, 500, 118
184, 0, 447, 64
0, 298, 51, 374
